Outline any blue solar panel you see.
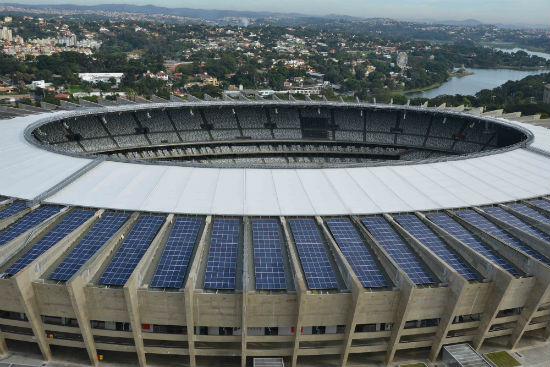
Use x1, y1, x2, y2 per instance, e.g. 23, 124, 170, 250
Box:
289, 219, 338, 290
325, 218, 387, 288
5, 209, 94, 276
484, 207, 550, 243
426, 213, 519, 275
394, 215, 478, 281
0, 202, 26, 221
203, 218, 240, 290
0, 206, 61, 247
150, 217, 203, 288
507, 203, 549, 226
252, 219, 287, 290
529, 199, 550, 212
98, 215, 165, 286
456, 210, 550, 266
49, 212, 129, 281
361, 217, 434, 285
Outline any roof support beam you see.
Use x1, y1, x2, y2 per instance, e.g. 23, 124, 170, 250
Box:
387, 214, 469, 361
416, 212, 514, 351
67, 212, 139, 366
124, 214, 173, 367
447, 210, 550, 349
240, 217, 252, 367
498, 204, 550, 236
472, 207, 549, 259
315, 216, 363, 367
184, 215, 212, 367
351, 216, 417, 366
12, 209, 101, 362
279, 216, 308, 367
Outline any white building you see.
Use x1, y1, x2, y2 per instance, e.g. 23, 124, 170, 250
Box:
78, 73, 124, 85
1, 27, 12, 42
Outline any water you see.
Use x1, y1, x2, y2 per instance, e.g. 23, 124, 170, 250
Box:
495, 48, 550, 61
406, 68, 549, 99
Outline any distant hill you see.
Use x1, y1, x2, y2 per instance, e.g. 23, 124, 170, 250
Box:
0, 3, 315, 20
0, 3, 546, 30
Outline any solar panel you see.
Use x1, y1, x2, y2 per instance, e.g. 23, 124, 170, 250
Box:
150, 217, 203, 288
456, 210, 550, 266
203, 218, 240, 290
98, 215, 165, 286
426, 213, 519, 275
0, 202, 26, 221
506, 203, 550, 226
252, 219, 287, 290
361, 217, 434, 285
529, 199, 550, 212
49, 212, 129, 281
288, 219, 338, 290
5, 209, 94, 276
325, 218, 387, 288
394, 215, 478, 280
0, 206, 61, 247
484, 207, 550, 243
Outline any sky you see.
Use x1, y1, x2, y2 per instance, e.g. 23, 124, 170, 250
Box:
14, 0, 550, 26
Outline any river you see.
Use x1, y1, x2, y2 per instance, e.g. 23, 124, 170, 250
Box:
495, 48, 550, 61
406, 68, 549, 99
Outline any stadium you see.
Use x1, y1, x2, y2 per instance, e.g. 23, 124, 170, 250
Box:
0, 96, 548, 367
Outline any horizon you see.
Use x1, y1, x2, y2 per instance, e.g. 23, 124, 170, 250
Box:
2, 0, 549, 26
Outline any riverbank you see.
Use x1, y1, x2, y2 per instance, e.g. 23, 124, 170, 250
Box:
403, 67, 549, 99
394, 70, 472, 95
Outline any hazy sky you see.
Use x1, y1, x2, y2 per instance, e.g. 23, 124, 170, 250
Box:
16, 0, 550, 25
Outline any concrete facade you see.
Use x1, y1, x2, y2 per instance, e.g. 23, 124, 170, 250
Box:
0, 199, 548, 367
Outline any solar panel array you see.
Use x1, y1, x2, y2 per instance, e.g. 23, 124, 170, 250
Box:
483, 207, 550, 243
529, 199, 550, 212
203, 218, 240, 290
252, 219, 287, 290
150, 217, 203, 288
426, 213, 519, 275
325, 218, 387, 288
0, 202, 26, 221
5, 209, 94, 276
98, 215, 165, 286
49, 212, 129, 281
456, 210, 550, 266
361, 217, 434, 285
0, 206, 61, 247
506, 203, 550, 225
394, 215, 478, 280
289, 219, 339, 290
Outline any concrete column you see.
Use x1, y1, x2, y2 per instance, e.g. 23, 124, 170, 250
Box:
124, 214, 174, 367
184, 216, 212, 367
386, 284, 415, 365
0, 328, 8, 355
509, 280, 550, 349
67, 212, 139, 366
280, 216, 308, 367
316, 216, 363, 367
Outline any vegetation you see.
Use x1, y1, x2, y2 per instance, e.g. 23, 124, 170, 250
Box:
485, 351, 521, 367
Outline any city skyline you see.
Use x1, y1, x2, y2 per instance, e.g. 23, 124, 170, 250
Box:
7, 0, 550, 26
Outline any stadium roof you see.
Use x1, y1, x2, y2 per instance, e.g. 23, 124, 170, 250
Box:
0, 102, 548, 216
